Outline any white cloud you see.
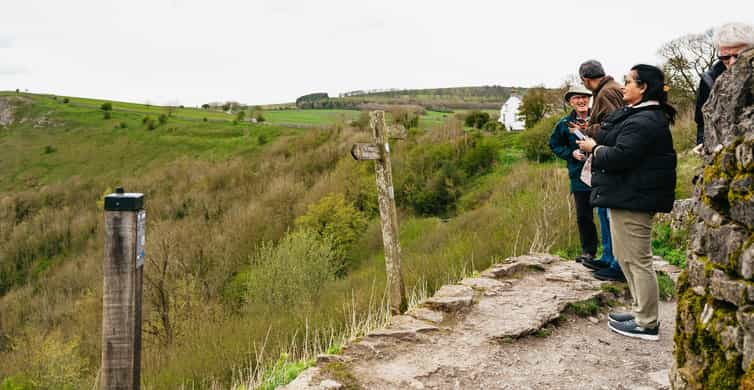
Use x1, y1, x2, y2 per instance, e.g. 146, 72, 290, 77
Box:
1, 0, 752, 105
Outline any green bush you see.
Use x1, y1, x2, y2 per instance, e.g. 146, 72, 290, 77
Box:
521, 115, 559, 162
482, 121, 502, 132
464, 111, 490, 129
100, 102, 112, 111
245, 230, 336, 307
103, 111, 111, 120
158, 113, 168, 125
295, 193, 368, 275
462, 137, 499, 177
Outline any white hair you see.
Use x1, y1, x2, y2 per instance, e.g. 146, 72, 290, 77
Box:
714, 22, 754, 48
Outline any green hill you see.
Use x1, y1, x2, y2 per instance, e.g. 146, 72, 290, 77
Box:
296, 85, 526, 110
0, 90, 696, 389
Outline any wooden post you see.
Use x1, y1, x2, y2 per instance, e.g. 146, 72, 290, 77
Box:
351, 111, 406, 313
102, 188, 145, 390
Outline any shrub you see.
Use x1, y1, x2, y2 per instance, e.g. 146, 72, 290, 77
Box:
201, 103, 210, 109
245, 229, 336, 306
103, 111, 111, 120
100, 102, 112, 111
520, 115, 559, 162
158, 113, 168, 125
119, 122, 127, 129
482, 121, 502, 132
294, 193, 368, 275
142, 115, 151, 124
43, 145, 56, 154
464, 111, 490, 129
389, 108, 419, 129
462, 137, 499, 177
236, 111, 246, 123
255, 113, 266, 123
203, 117, 208, 122
62, 98, 69, 104
257, 134, 269, 145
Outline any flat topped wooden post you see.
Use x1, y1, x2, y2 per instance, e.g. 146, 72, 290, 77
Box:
351, 111, 407, 314
102, 188, 146, 390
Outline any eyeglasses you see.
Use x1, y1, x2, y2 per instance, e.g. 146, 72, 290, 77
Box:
718, 53, 740, 61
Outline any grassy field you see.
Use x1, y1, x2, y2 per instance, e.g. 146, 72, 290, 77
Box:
0, 92, 297, 191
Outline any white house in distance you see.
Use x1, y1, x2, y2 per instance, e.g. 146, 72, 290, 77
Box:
499, 95, 525, 131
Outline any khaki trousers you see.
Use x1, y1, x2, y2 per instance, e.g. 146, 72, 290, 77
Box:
608, 208, 659, 328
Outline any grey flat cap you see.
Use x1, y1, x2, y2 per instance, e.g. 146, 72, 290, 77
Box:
579, 60, 605, 79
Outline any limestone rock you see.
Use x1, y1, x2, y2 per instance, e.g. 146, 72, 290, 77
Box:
703, 48, 754, 150
405, 307, 445, 324
687, 256, 708, 290
741, 243, 754, 280
738, 308, 754, 370
424, 285, 474, 312
721, 325, 743, 351
731, 197, 754, 229
659, 198, 698, 230
460, 277, 508, 291
481, 260, 545, 279
697, 202, 726, 227
710, 269, 747, 306
703, 223, 747, 269
703, 177, 730, 203
736, 141, 753, 170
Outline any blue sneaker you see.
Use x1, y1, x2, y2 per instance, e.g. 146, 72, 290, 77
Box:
608, 312, 634, 323
608, 319, 659, 341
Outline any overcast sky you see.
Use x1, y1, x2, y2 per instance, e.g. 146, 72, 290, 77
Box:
1, 1, 752, 106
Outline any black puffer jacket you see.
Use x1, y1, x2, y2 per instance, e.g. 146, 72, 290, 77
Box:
590, 105, 677, 212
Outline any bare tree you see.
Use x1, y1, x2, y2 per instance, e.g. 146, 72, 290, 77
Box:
657, 29, 717, 107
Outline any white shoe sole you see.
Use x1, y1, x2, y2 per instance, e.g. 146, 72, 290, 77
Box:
608, 321, 659, 341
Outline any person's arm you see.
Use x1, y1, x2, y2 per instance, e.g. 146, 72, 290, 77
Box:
591, 119, 651, 172
548, 121, 573, 161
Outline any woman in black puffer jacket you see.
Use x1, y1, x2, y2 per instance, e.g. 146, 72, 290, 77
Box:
577, 64, 677, 341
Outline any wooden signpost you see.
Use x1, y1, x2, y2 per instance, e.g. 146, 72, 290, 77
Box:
102, 188, 145, 390
351, 111, 407, 314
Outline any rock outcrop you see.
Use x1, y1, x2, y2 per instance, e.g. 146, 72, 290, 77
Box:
282, 253, 681, 389
672, 48, 754, 389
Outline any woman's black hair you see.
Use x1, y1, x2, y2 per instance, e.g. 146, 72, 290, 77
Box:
631, 64, 677, 125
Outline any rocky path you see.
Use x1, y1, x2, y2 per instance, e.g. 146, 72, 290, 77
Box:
283, 254, 681, 390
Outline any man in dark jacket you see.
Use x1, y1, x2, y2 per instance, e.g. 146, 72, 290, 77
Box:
549, 85, 596, 263
575, 60, 626, 281
693, 22, 754, 153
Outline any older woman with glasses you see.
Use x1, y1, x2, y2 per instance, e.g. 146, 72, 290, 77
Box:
577, 64, 677, 341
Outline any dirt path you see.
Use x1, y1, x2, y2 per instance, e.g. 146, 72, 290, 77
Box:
283, 255, 679, 390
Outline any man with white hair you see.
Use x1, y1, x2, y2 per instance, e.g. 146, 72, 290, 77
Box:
693, 22, 754, 153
